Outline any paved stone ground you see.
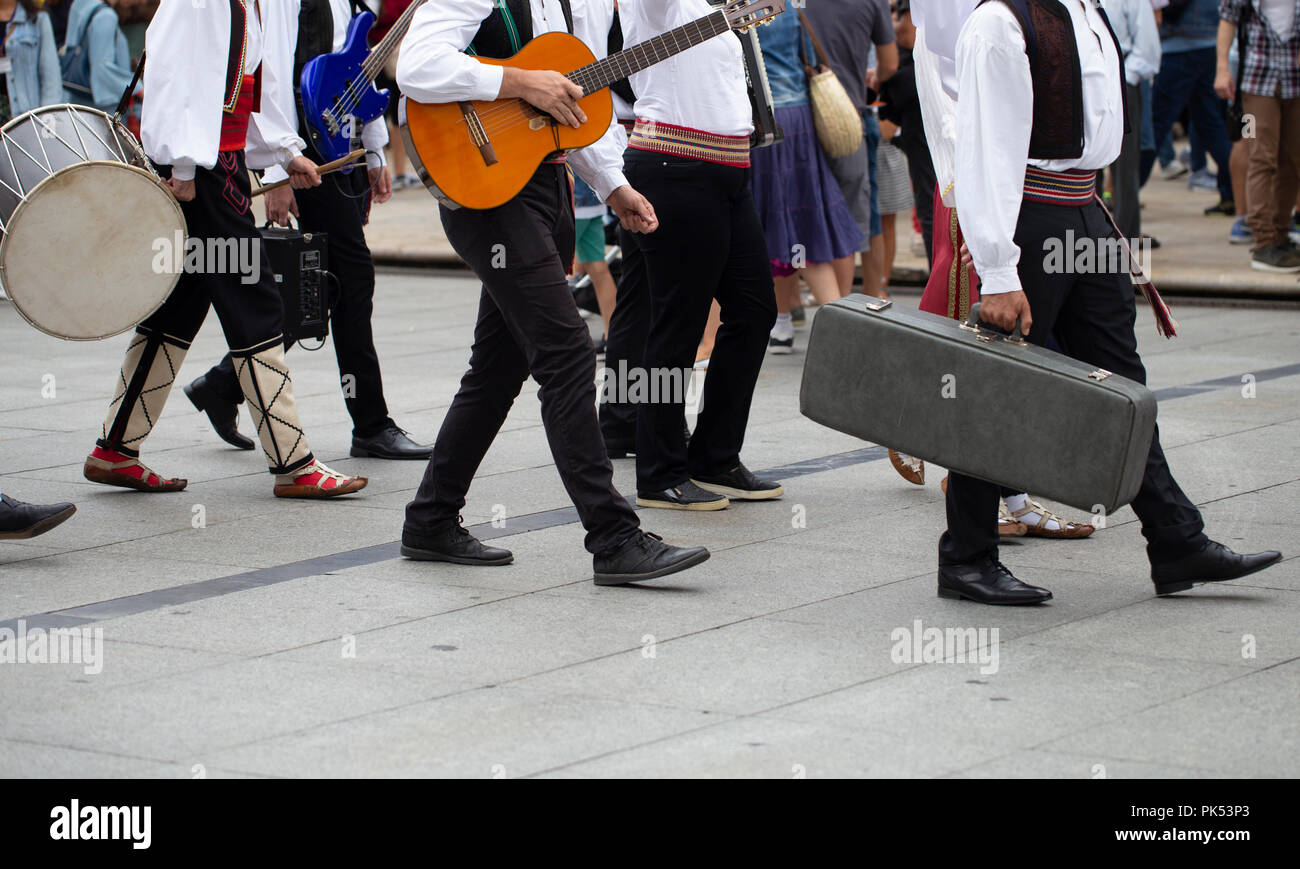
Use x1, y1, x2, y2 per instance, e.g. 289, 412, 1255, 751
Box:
0, 270, 1297, 778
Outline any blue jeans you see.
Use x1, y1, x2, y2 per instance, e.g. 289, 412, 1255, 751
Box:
863, 110, 882, 238
1139, 47, 1232, 201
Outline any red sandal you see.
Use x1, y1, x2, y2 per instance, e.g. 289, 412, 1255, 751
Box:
84, 447, 187, 492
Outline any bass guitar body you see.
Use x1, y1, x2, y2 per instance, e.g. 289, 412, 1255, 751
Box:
299, 11, 391, 169
401, 32, 614, 211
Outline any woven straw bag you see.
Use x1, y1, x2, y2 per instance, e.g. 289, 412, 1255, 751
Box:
797, 10, 863, 158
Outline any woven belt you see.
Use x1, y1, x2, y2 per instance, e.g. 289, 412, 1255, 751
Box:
628, 120, 750, 168
1023, 166, 1097, 205
542, 152, 568, 165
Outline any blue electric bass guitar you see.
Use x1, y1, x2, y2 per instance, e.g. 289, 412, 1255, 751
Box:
299, 0, 427, 170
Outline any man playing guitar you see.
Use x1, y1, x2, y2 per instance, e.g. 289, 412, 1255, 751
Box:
396, 0, 710, 585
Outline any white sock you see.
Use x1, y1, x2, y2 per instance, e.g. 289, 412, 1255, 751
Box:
1004, 493, 1061, 531
771, 313, 794, 340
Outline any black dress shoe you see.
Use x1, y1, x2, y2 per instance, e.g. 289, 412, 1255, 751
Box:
350, 426, 433, 460
1151, 540, 1283, 596
401, 519, 513, 565
691, 463, 784, 500
184, 374, 254, 450
593, 531, 710, 586
636, 481, 729, 511
0, 495, 76, 540
938, 559, 1053, 605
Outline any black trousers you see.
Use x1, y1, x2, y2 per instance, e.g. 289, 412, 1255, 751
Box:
611, 150, 776, 492
598, 223, 647, 442
1111, 82, 1144, 242
138, 151, 287, 364
940, 199, 1208, 567
900, 138, 937, 267
403, 164, 639, 554
202, 169, 395, 438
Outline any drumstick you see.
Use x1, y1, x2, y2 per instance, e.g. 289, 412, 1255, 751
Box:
250, 149, 368, 197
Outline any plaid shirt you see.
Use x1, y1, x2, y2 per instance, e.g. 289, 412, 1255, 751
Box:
1219, 0, 1300, 98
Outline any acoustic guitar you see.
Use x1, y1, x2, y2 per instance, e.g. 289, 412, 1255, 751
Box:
401, 0, 786, 211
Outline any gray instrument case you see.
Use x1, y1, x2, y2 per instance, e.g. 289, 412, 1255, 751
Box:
799, 296, 1157, 514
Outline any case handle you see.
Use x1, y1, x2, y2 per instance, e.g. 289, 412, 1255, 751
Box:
961, 302, 1028, 347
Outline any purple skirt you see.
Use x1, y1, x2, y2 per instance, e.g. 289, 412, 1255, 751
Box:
750, 103, 865, 268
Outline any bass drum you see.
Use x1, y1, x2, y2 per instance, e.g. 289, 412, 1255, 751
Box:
0, 104, 186, 341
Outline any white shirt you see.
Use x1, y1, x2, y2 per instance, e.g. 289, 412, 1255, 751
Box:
144, 0, 300, 181
399, 0, 629, 201
954, 0, 1125, 296
255, 0, 390, 184
911, 0, 980, 99
618, 0, 752, 137
1102, 0, 1161, 85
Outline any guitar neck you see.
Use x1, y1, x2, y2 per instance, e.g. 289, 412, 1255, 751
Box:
568, 11, 732, 96
363, 0, 429, 83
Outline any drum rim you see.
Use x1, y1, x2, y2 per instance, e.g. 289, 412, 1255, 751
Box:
0, 160, 187, 342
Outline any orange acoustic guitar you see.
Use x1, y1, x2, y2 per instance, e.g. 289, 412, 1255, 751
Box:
400, 0, 785, 211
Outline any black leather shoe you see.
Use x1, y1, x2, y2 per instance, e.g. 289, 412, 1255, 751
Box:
593, 531, 710, 586
636, 481, 729, 511
938, 559, 1053, 605
1151, 540, 1282, 596
184, 374, 254, 450
691, 463, 784, 500
0, 495, 76, 539
401, 519, 513, 565
351, 426, 433, 460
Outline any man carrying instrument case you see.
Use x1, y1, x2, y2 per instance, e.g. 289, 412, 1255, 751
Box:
803, 0, 1281, 606
183, 0, 432, 461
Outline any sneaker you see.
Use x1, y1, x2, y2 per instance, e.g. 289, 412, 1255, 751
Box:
789, 305, 806, 327
1187, 168, 1218, 191
1229, 217, 1253, 245
1204, 199, 1235, 216
636, 480, 729, 511
691, 463, 784, 501
768, 334, 793, 355
1160, 158, 1188, 181
1251, 245, 1300, 273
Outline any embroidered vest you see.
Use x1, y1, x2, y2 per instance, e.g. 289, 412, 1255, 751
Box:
224, 0, 262, 116
983, 0, 1127, 160
470, 0, 574, 59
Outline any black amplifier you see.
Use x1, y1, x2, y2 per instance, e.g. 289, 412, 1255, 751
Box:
259, 224, 333, 344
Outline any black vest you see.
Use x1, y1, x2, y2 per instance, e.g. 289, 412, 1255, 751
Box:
471, 0, 574, 59
984, 0, 1128, 161
223, 0, 252, 112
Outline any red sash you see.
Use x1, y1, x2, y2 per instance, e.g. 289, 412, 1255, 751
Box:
219, 73, 261, 152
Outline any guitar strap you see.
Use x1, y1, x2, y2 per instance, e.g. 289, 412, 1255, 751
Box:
468, 0, 573, 57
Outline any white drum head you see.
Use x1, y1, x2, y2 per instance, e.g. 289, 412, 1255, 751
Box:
0, 162, 185, 341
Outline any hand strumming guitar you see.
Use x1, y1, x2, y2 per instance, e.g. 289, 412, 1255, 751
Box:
501, 68, 587, 128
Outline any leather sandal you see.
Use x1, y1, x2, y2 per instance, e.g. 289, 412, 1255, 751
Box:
273, 460, 368, 499
1011, 498, 1095, 539
998, 501, 1029, 537
84, 448, 187, 492
888, 449, 925, 486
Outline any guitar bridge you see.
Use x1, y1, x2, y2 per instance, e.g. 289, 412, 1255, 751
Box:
459, 102, 498, 167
